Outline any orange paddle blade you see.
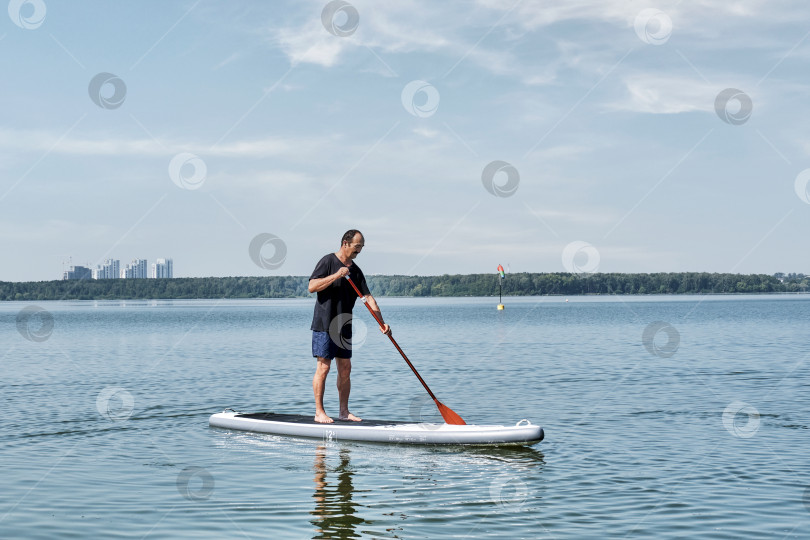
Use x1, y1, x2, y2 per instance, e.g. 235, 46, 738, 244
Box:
436, 400, 466, 425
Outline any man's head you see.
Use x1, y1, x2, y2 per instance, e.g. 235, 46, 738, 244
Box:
340, 229, 365, 260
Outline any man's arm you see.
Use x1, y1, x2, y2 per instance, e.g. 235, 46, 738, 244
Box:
365, 295, 391, 335
308, 266, 349, 293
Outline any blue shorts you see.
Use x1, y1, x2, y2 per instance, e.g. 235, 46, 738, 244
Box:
312, 331, 351, 360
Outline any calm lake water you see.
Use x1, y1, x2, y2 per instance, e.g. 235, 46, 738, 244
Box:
1, 295, 809, 538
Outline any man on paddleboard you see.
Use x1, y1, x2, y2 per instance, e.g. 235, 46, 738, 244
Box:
308, 230, 391, 424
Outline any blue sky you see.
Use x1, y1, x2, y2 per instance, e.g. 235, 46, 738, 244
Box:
1, 0, 809, 281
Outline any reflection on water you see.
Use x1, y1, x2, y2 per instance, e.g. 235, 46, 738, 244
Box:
311, 445, 368, 539
460, 444, 546, 464
307, 441, 546, 539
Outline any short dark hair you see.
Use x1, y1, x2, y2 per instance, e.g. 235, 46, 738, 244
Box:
341, 229, 363, 245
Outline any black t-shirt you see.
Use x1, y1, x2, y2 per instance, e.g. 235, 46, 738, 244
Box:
309, 253, 371, 332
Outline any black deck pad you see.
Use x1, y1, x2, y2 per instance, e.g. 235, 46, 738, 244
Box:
235, 412, 415, 427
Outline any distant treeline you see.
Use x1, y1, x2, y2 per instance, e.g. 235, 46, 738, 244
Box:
0, 273, 807, 301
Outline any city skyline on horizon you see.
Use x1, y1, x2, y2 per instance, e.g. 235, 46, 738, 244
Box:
61, 257, 173, 281
50, 261, 805, 283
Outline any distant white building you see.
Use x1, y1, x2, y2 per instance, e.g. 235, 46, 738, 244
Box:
63, 265, 92, 280
94, 259, 120, 280
151, 258, 173, 278
123, 259, 148, 279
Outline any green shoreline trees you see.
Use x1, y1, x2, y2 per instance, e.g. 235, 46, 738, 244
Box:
0, 273, 807, 301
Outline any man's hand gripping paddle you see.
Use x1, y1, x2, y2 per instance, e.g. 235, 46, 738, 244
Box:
344, 275, 466, 425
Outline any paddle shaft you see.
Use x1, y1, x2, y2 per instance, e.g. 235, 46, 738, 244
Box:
343, 275, 439, 403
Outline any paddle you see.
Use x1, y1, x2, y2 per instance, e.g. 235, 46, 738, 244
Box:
344, 275, 466, 425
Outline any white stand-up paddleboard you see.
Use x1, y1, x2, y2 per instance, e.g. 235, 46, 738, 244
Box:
209, 410, 544, 446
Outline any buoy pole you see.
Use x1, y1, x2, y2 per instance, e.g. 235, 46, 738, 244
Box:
497, 268, 505, 310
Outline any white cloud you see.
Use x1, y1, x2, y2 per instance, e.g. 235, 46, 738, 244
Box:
0, 219, 109, 242
532, 144, 592, 161
609, 74, 719, 114
349, 0, 456, 53
268, 0, 523, 79
0, 128, 333, 158
503, 0, 776, 30
277, 28, 347, 67
412, 127, 440, 138
210, 168, 313, 192
268, 0, 797, 81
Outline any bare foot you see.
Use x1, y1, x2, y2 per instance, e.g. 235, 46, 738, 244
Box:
338, 412, 362, 422
315, 412, 334, 424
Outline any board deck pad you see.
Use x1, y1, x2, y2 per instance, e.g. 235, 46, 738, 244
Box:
210, 410, 544, 446
236, 412, 411, 427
